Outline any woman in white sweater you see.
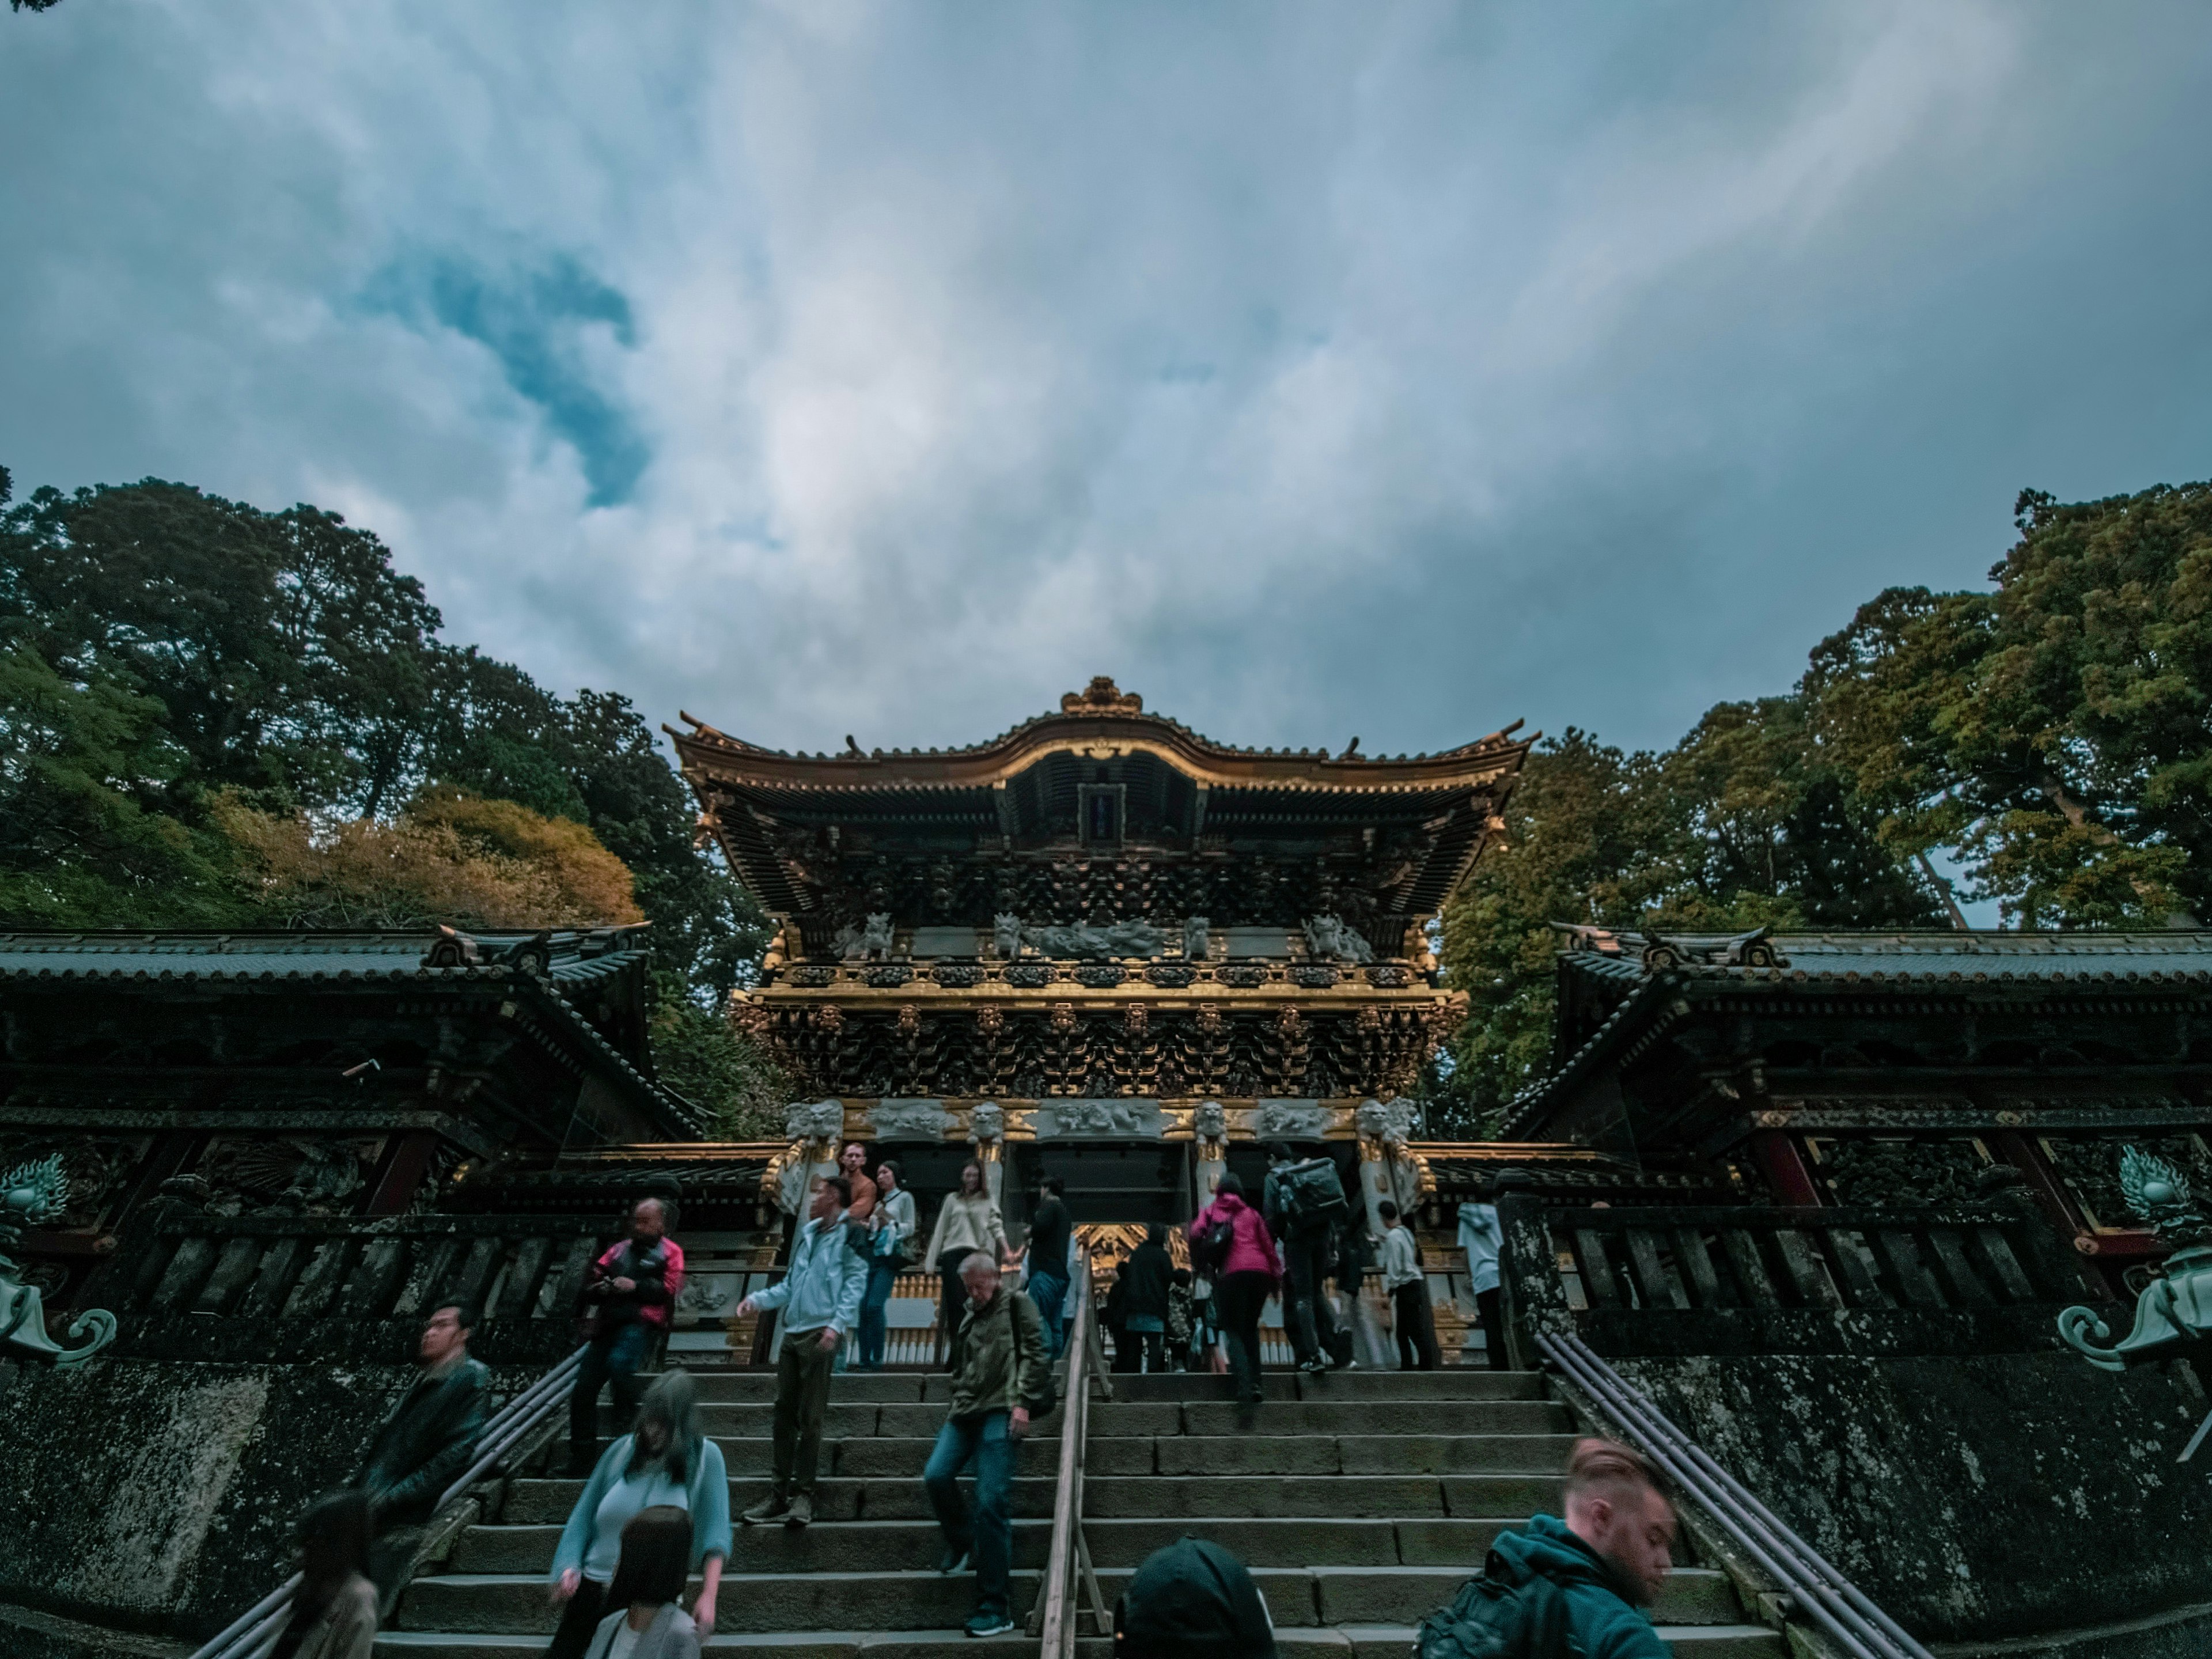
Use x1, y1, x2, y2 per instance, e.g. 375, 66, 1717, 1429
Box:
923, 1160, 1007, 1367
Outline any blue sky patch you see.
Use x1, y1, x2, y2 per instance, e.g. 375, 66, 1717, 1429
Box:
368, 253, 647, 508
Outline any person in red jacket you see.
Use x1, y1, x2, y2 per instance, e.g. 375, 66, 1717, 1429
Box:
569, 1196, 687, 1472
1187, 1175, 1282, 1414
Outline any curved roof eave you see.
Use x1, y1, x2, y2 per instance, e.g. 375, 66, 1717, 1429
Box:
671, 710, 1532, 796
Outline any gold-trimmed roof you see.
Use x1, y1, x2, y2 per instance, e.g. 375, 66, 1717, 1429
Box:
669, 678, 1531, 796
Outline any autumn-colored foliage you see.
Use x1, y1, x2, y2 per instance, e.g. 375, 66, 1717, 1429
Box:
217, 790, 642, 931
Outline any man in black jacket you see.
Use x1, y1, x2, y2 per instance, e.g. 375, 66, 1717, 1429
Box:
1117, 1225, 1175, 1374
353, 1300, 490, 1613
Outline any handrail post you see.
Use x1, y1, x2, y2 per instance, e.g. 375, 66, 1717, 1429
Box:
1036, 1245, 1100, 1654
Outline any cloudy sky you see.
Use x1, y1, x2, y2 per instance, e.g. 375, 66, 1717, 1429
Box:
5, 2, 2211, 761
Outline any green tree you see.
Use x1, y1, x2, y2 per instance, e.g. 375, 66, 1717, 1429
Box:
0, 643, 239, 926
647, 974, 789, 1139
0, 479, 441, 817
1808, 482, 2212, 926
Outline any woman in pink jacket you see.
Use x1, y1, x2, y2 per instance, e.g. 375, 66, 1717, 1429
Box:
1187, 1175, 1283, 1411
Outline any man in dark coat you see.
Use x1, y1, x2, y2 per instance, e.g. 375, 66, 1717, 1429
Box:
1117, 1225, 1175, 1373
353, 1300, 490, 1613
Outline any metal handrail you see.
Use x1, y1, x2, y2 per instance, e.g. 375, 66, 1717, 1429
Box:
1537, 1332, 1933, 1659
1035, 1248, 1113, 1656
188, 1343, 588, 1659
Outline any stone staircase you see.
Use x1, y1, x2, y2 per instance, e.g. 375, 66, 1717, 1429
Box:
375, 1366, 1783, 1657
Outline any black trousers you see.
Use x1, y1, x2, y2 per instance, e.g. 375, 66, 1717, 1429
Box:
569, 1322, 652, 1463
1475, 1286, 1505, 1369
546, 1574, 609, 1659
1281, 1229, 1340, 1365
1391, 1281, 1440, 1370
937, 1249, 973, 1369
1213, 1271, 1272, 1404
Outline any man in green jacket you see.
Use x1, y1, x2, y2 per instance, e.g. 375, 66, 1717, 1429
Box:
1473, 1439, 1677, 1658
923, 1250, 1047, 1638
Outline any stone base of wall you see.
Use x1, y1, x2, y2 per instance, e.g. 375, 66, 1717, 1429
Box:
0, 1598, 192, 1659
1609, 1350, 2212, 1646
0, 1353, 532, 1642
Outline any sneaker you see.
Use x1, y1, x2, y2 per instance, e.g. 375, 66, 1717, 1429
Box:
965, 1611, 1016, 1638
785, 1491, 813, 1529
1298, 1357, 1326, 1374
740, 1492, 790, 1525
938, 1544, 972, 1575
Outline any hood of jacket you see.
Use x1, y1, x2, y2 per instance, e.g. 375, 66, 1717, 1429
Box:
1493, 1513, 1646, 1605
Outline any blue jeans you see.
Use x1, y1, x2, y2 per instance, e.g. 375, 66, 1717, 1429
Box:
1027, 1271, 1068, 1363
923, 1411, 1016, 1617
858, 1257, 901, 1368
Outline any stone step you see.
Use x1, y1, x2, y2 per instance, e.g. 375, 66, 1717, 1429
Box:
1105, 1370, 1544, 1403
1161, 1400, 1571, 1437
691, 1402, 1067, 1438
499, 1470, 1563, 1532
376, 1629, 1044, 1658
674, 1369, 1542, 1406
377, 1628, 1781, 1659
398, 1563, 1750, 1637
397, 1570, 1043, 1636
1274, 1627, 1786, 1659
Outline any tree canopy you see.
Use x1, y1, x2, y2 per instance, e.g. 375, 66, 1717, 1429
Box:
1436, 476, 2212, 1134
0, 471, 783, 1129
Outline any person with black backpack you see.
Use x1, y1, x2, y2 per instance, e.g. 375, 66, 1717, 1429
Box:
1186, 1173, 1281, 1413
1261, 1143, 1350, 1374
1414, 1438, 1676, 1659
1114, 1536, 1276, 1659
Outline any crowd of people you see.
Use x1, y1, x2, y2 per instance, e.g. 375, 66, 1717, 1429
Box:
257, 1145, 1518, 1654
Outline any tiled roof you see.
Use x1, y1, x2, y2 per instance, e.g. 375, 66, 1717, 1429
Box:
1502, 928, 2212, 1141
0, 927, 701, 1138
1558, 928, 2212, 984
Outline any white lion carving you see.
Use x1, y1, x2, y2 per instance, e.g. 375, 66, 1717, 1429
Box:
784, 1099, 846, 1142
1183, 915, 1211, 960
1194, 1101, 1228, 1142
993, 913, 1024, 958
1302, 914, 1374, 964
969, 1101, 1006, 1143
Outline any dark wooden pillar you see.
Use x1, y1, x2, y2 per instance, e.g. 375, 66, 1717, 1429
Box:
1748, 1130, 1822, 1207
364, 1130, 442, 1215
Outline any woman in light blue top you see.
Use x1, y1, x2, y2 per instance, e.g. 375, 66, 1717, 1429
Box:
548, 1370, 729, 1659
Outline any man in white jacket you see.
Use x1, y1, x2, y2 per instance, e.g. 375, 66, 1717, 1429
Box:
737, 1175, 868, 1528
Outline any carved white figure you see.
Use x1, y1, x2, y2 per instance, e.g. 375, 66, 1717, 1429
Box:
1255, 1101, 1332, 1139
1355, 1096, 1420, 1146
1302, 914, 1374, 964
870, 1099, 953, 1139
1194, 1101, 1229, 1142
993, 913, 1024, 958
785, 1099, 846, 1143
969, 1101, 1006, 1143
1021, 919, 1165, 959
1183, 915, 1211, 960
1040, 1100, 1164, 1138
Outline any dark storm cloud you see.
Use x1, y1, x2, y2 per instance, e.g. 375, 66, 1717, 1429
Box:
2, 1, 2210, 764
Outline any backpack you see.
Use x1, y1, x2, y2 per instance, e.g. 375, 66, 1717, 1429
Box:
1412, 1552, 1570, 1659
1191, 1217, 1237, 1280
1274, 1158, 1350, 1235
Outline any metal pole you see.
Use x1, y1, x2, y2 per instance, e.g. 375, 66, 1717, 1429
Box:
1558, 1335, 1936, 1659
1537, 1336, 1900, 1659
185, 1573, 302, 1659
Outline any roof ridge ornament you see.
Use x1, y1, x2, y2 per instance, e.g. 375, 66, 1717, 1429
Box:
1061, 677, 1143, 715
